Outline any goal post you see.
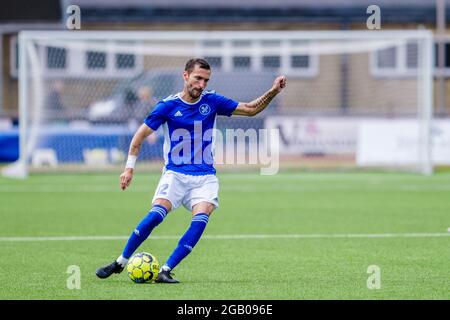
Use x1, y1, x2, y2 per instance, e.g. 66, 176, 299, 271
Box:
2, 30, 434, 178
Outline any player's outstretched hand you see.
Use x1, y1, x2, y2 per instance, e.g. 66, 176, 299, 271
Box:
120, 169, 133, 190
272, 75, 287, 93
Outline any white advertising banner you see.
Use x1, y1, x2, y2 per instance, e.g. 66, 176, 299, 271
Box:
356, 120, 450, 166
264, 117, 357, 155
264, 116, 450, 165
356, 120, 420, 165
432, 121, 450, 164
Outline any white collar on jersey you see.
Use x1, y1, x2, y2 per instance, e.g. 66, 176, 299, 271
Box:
176, 90, 214, 105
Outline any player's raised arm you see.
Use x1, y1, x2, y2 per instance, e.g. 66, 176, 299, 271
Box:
120, 123, 154, 190
233, 75, 287, 117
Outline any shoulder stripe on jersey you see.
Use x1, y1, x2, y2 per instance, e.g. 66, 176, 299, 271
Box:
202, 90, 216, 96
163, 93, 181, 102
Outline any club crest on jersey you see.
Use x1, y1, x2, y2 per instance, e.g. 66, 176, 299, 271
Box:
199, 104, 211, 115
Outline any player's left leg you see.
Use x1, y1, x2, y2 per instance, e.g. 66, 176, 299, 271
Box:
155, 174, 219, 283
156, 202, 216, 284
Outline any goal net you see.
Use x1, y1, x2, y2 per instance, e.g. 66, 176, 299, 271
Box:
2, 30, 434, 177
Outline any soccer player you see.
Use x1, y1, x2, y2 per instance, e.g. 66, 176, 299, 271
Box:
96, 58, 286, 283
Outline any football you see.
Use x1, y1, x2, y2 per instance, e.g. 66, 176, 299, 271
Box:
126, 252, 160, 283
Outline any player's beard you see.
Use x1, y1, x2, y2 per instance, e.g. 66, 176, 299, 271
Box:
188, 86, 202, 99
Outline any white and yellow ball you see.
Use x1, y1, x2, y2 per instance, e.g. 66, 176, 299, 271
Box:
126, 252, 159, 283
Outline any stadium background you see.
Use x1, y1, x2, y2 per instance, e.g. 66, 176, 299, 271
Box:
0, 0, 448, 300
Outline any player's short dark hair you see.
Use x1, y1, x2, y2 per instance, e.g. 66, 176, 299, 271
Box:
185, 58, 211, 73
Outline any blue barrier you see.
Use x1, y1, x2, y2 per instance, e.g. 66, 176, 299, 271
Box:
0, 117, 265, 163
0, 126, 163, 163
0, 128, 19, 162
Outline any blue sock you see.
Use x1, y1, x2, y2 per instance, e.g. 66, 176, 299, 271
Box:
121, 205, 168, 259
165, 213, 209, 270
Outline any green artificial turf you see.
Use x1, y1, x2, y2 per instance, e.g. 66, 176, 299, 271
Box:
0, 171, 449, 299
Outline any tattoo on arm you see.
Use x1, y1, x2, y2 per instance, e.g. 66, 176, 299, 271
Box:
247, 90, 277, 115
255, 90, 276, 108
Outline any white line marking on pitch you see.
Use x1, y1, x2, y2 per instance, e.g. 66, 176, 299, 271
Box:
0, 233, 448, 242
2, 185, 450, 193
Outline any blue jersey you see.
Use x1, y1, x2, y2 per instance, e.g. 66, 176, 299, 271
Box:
144, 90, 238, 176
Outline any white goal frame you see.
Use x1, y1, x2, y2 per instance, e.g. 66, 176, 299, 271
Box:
2, 30, 434, 177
